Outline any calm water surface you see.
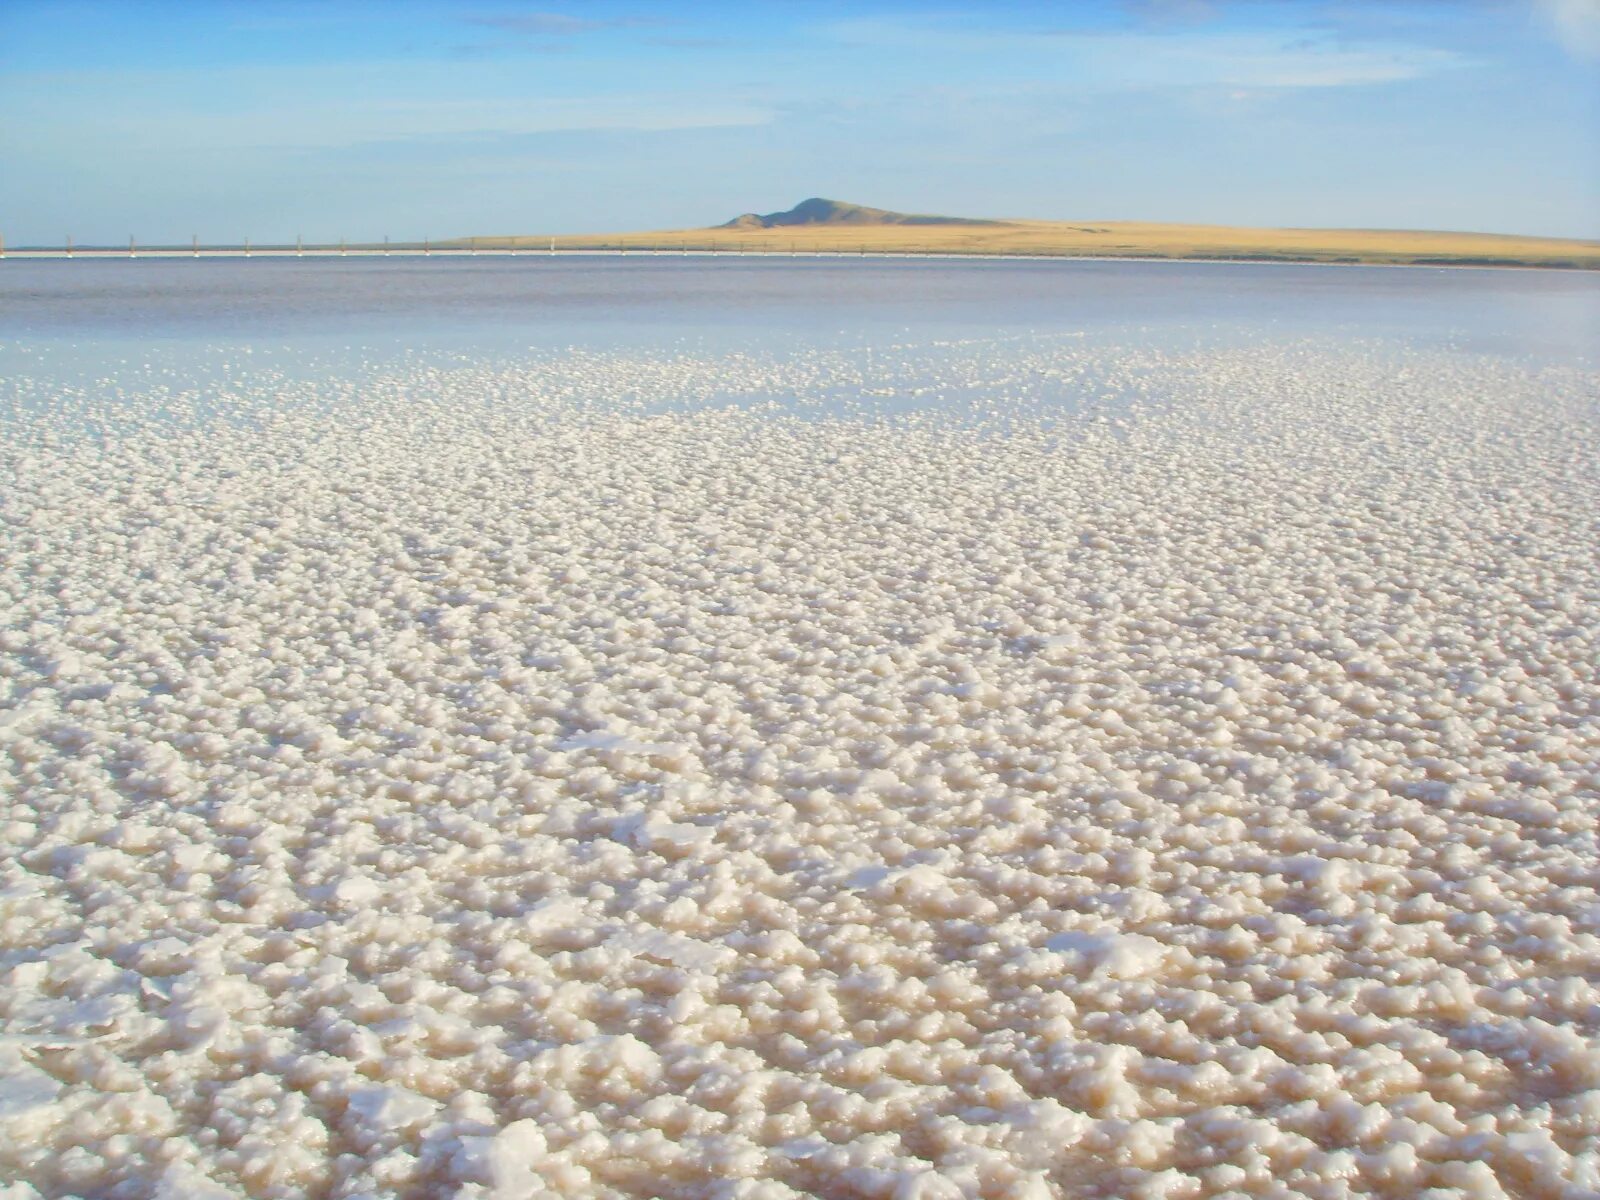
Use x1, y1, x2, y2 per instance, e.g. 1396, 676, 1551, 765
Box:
2, 256, 1595, 405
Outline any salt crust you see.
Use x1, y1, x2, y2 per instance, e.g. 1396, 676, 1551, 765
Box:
1, 338, 1597, 1199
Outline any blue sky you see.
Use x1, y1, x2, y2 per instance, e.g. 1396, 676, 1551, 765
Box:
1, 0, 1597, 244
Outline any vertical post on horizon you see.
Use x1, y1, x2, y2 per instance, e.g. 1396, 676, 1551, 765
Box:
384, 235, 389, 256
129, 235, 135, 258
193, 234, 199, 257
340, 237, 346, 256
297, 234, 303, 257
245, 236, 251, 257
66, 234, 73, 258
424, 237, 430, 256
549, 236, 555, 255
0, 232, 5, 259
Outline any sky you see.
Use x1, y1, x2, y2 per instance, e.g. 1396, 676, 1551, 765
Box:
1, 0, 1597, 245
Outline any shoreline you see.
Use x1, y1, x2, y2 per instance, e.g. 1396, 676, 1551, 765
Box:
3, 247, 1596, 272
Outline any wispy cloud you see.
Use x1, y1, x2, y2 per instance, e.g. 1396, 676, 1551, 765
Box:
823, 16, 1468, 89
464, 11, 663, 37
1535, 0, 1600, 58
0, 61, 773, 155
1121, 0, 1221, 27
644, 36, 736, 50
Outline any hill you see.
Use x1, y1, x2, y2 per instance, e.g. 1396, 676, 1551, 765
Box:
718, 198, 1001, 229
459, 204, 1600, 270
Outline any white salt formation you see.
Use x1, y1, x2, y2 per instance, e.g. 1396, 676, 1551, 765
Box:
1, 337, 1597, 1199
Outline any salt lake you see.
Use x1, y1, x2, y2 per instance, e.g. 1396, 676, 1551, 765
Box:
1, 258, 1596, 1200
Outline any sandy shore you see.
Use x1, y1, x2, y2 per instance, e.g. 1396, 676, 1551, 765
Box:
1, 337, 1597, 1198
2, 249, 1583, 271
463, 220, 1600, 271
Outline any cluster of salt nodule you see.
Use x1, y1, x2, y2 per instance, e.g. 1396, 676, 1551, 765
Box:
1, 337, 1597, 1200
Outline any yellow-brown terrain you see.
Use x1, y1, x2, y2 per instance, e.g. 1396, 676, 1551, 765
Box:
459, 198, 1600, 269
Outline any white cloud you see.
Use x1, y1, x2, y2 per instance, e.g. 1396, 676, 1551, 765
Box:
822, 16, 1468, 90
0, 62, 772, 155
463, 12, 663, 37
1535, 0, 1600, 58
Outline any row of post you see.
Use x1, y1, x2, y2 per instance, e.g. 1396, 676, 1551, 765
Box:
27, 235, 429, 256
38, 235, 350, 256
5, 237, 845, 258
19, 236, 443, 256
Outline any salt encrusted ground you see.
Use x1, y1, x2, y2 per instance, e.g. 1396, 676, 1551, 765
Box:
1, 339, 1597, 1200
